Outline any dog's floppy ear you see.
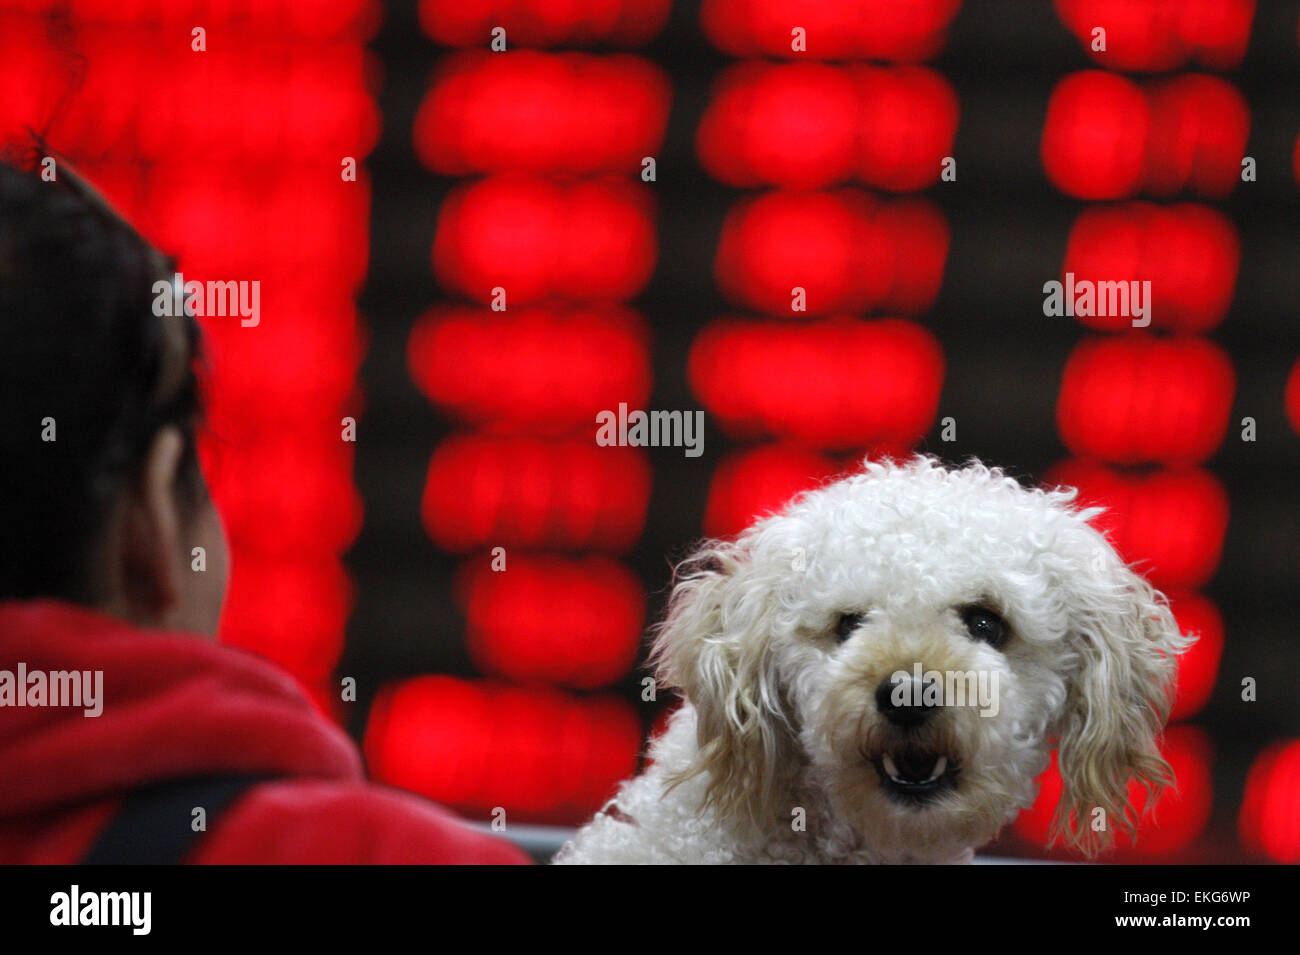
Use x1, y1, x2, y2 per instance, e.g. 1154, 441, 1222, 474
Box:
650, 540, 799, 836
1051, 553, 1190, 857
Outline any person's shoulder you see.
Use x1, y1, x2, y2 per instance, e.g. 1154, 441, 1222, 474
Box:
190, 777, 532, 865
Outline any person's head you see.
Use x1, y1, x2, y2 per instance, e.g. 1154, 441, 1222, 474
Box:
0, 153, 228, 636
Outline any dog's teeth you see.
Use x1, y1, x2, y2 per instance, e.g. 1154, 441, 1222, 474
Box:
927, 756, 948, 782
881, 753, 899, 778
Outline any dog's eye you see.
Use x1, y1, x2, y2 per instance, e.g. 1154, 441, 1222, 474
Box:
961, 606, 1008, 648
835, 612, 866, 643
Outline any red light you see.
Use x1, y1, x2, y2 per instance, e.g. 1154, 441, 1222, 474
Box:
1286, 357, 1300, 435
201, 303, 363, 440
705, 444, 842, 538
697, 62, 859, 189
1057, 335, 1235, 466
852, 64, 960, 192
207, 437, 363, 558
458, 555, 644, 688
1239, 739, 1300, 863
145, 165, 371, 296
1054, 0, 1255, 72
366, 676, 491, 807
1013, 726, 1213, 857
1143, 74, 1249, 198
1042, 71, 1149, 200
48, 36, 379, 163
1166, 590, 1223, 722
220, 555, 353, 684
715, 190, 949, 316
365, 677, 643, 821
43, 1, 377, 38
875, 197, 952, 313
17, 6, 373, 707
417, 51, 671, 176
700, 0, 963, 62
1044, 71, 1250, 199
0, 21, 378, 159
690, 317, 944, 450
24, 27, 154, 157
419, 0, 673, 48
1061, 205, 1145, 326
422, 435, 651, 554
1063, 202, 1239, 333
717, 190, 859, 314
0, 22, 63, 150
433, 174, 656, 305
696, 63, 957, 191
1127, 204, 1239, 333
1046, 459, 1230, 590
408, 305, 651, 435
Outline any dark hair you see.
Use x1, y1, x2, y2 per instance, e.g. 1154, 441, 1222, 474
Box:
0, 153, 204, 601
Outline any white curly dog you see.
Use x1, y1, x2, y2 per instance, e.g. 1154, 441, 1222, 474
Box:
555, 456, 1189, 864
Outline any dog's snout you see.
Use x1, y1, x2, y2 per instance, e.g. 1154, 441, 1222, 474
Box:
875, 675, 939, 728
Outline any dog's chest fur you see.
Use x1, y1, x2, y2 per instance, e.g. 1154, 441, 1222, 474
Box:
553, 705, 972, 865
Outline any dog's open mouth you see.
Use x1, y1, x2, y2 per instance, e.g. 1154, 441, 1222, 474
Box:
870, 748, 960, 805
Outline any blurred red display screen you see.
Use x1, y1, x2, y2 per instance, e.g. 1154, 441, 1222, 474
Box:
0, 7, 375, 709
365, 676, 643, 821
715, 190, 949, 316
0, 32, 378, 164
419, 0, 672, 48
202, 301, 363, 439
701, 0, 963, 62
457, 555, 644, 688
1062, 202, 1240, 333
1288, 357, 1300, 435
417, 51, 670, 176
1165, 590, 1223, 722
1240, 739, 1300, 862
408, 306, 651, 434
411, 0, 673, 817
221, 556, 354, 684
691, 317, 943, 450
1042, 71, 1249, 200
704, 445, 843, 539
1054, 0, 1255, 71
1057, 335, 1235, 465
422, 435, 651, 553
433, 174, 657, 305
142, 167, 371, 298
697, 62, 957, 190
207, 438, 363, 558
1013, 726, 1213, 857
1047, 459, 1229, 590
16, 0, 377, 38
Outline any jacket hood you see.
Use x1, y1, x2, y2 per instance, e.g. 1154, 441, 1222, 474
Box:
0, 599, 361, 817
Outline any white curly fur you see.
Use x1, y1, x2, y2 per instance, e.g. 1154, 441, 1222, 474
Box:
554, 455, 1190, 865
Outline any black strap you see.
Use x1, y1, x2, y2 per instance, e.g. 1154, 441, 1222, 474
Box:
81, 774, 278, 865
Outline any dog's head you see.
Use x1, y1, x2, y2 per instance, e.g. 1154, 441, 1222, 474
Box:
653, 456, 1188, 861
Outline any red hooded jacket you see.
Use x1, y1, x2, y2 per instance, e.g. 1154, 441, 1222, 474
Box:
0, 600, 529, 864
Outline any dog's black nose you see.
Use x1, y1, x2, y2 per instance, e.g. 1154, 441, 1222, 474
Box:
876, 675, 939, 728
